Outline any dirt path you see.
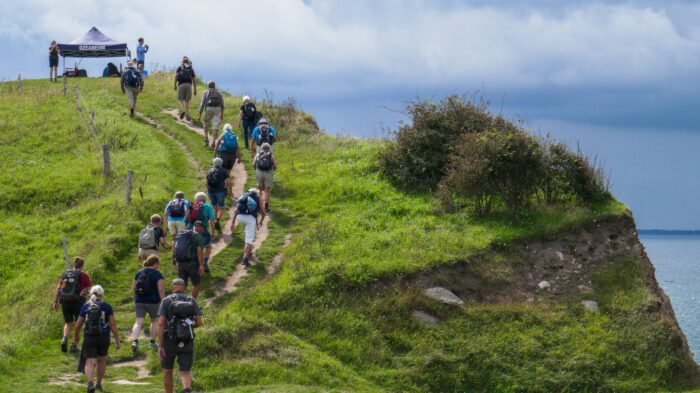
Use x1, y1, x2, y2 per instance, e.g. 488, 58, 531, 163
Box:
137, 112, 203, 177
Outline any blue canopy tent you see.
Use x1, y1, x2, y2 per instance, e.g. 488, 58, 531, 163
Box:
58, 27, 130, 75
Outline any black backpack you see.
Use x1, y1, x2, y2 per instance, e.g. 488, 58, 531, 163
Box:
134, 269, 157, 297
125, 68, 140, 87
177, 66, 194, 84
206, 89, 222, 107
257, 151, 273, 171
170, 198, 186, 218
58, 270, 82, 302
206, 167, 227, 188
244, 102, 256, 121
236, 192, 259, 215
173, 230, 196, 264
168, 294, 197, 343
257, 125, 272, 145
84, 302, 104, 336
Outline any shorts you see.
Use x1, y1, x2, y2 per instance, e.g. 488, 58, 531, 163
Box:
126, 88, 139, 106
256, 170, 274, 189
208, 191, 226, 208
168, 220, 187, 237
83, 335, 110, 358
203, 106, 222, 131
138, 248, 158, 260
160, 338, 194, 371
61, 301, 84, 323
178, 83, 192, 102
134, 302, 159, 319
137, 60, 145, 67
219, 151, 237, 170
201, 228, 212, 248
177, 263, 201, 287
238, 214, 257, 245
49, 56, 59, 68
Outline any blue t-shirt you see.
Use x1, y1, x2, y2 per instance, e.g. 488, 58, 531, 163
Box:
251, 126, 277, 146
79, 301, 114, 337
166, 199, 190, 222
136, 44, 148, 61
134, 268, 164, 304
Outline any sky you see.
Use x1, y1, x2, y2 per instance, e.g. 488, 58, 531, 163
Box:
1, 0, 700, 229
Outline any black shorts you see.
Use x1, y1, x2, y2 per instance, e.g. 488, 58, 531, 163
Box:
161, 338, 194, 371
218, 151, 236, 170
178, 263, 201, 286
137, 60, 144, 67
83, 335, 110, 358
61, 302, 83, 323
49, 56, 59, 68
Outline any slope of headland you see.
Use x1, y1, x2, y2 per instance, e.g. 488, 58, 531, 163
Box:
0, 73, 698, 392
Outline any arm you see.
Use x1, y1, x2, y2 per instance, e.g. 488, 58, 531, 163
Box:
230, 211, 238, 231
163, 211, 169, 236
192, 74, 197, 96
236, 144, 242, 164
194, 315, 202, 328
53, 281, 62, 311
272, 154, 278, 170
109, 314, 121, 350
157, 279, 165, 300
198, 91, 206, 116
131, 279, 137, 297
237, 110, 243, 128
209, 218, 217, 240
174, 73, 178, 91
197, 247, 204, 275
160, 235, 168, 249
157, 315, 167, 360
258, 209, 266, 229
226, 178, 232, 196
213, 138, 222, 158
72, 316, 85, 344
121, 74, 126, 93
220, 106, 224, 120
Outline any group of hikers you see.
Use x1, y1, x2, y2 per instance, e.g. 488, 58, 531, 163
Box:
52, 38, 281, 393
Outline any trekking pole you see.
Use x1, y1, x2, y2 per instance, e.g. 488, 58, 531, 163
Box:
62, 236, 70, 270
17, 74, 21, 95
125, 169, 133, 205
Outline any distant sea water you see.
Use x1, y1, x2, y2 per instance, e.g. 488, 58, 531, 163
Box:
639, 231, 700, 362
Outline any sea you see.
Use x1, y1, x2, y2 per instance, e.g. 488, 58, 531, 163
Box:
639, 231, 700, 362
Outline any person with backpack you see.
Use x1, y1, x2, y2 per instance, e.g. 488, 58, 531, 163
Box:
53, 256, 92, 353
121, 61, 144, 118
72, 285, 120, 393
49, 40, 61, 82
198, 80, 224, 149
157, 278, 202, 393
174, 56, 197, 121
237, 96, 261, 150
231, 188, 266, 267
164, 191, 190, 244
138, 214, 169, 263
187, 192, 217, 273
254, 142, 278, 214
213, 123, 242, 176
207, 158, 232, 232
173, 221, 206, 298
250, 117, 277, 158
130, 255, 166, 353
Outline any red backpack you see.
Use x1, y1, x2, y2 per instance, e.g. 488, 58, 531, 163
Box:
186, 201, 205, 225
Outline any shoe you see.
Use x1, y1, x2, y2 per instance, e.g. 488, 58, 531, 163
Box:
179, 111, 185, 120
95, 382, 103, 392
242, 256, 249, 267
215, 218, 221, 231
184, 389, 192, 393
149, 340, 157, 349
61, 338, 68, 353
265, 203, 271, 214
204, 262, 210, 273
87, 381, 95, 393
186, 114, 191, 121
131, 340, 139, 353
130, 110, 134, 119
204, 138, 209, 146
69, 343, 79, 353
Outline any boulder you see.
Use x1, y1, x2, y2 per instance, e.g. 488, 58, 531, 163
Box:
578, 285, 595, 295
581, 300, 599, 311
424, 287, 464, 305
538, 280, 551, 290
412, 310, 439, 326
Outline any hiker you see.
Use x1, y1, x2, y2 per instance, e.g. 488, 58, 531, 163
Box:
187, 192, 217, 273
250, 117, 277, 158
254, 142, 277, 213
157, 278, 202, 393
237, 96, 261, 150
207, 158, 232, 232
198, 80, 224, 149
164, 191, 190, 243
121, 61, 144, 118
53, 256, 91, 353
213, 123, 242, 176
231, 188, 266, 267
136, 37, 149, 70
138, 214, 168, 263
49, 40, 61, 82
130, 255, 165, 353
174, 56, 197, 121
72, 285, 120, 393
102, 62, 119, 77
173, 221, 206, 298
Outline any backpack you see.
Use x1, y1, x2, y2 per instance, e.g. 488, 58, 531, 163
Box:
168, 294, 197, 343
257, 125, 272, 145
177, 65, 194, 84
206, 89, 222, 107
186, 201, 205, 226
236, 192, 258, 215
138, 225, 157, 249
173, 229, 196, 264
58, 270, 82, 302
243, 102, 256, 121
254, 110, 263, 124
207, 167, 227, 188
220, 130, 238, 152
257, 151, 273, 171
134, 269, 157, 297
170, 198, 186, 218
125, 68, 140, 87
84, 302, 104, 336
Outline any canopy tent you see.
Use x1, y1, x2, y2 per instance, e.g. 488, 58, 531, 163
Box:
57, 27, 130, 75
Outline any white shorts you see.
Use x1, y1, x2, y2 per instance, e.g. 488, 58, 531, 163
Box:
237, 214, 257, 245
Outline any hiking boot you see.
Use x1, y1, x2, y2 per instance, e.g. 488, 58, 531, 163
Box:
87, 381, 95, 393
131, 340, 139, 353
186, 114, 191, 121
149, 340, 157, 349
265, 203, 271, 214
130, 109, 134, 118
61, 338, 68, 353
69, 343, 79, 353
242, 256, 250, 267
179, 111, 185, 120
95, 382, 103, 392
204, 262, 210, 273
204, 138, 209, 147
215, 218, 221, 231
184, 389, 192, 393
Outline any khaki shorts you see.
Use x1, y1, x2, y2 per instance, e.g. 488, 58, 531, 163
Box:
177, 83, 192, 102
203, 106, 222, 131
138, 248, 158, 260
168, 220, 187, 237
256, 170, 274, 188
126, 88, 139, 106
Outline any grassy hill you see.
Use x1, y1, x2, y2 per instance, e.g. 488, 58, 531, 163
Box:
0, 73, 698, 392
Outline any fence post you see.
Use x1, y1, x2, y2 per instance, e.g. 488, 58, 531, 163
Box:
17, 74, 22, 95
62, 236, 70, 271
103, 144, 110, 175
126, 170, 134, 205
63, 74, 67, 96
90, 109, 95, 135
76, 85, 81, 111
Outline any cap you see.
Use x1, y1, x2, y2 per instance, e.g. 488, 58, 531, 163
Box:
127, 61, 134, 68
171, 278, 186, 287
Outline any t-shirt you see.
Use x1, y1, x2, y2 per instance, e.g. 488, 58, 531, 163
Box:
240, 103, 257, 121
79, 301, 114, 337
165, 199, 190, 222
61, 271, 92, 304
142, 225, 166, 250
136, 44, 148, 61
251, 126, 277, 146
207, 167, 229, 194
188, 204, 216, 230
49, 46, 59, 57
134, 268, 164, 304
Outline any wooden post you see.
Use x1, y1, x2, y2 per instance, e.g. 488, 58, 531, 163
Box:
63, 74, 67, 95
90, 109, 95, 135
76, 85, 81, 111
103, 144, 110, 175
17, 74, 22, 95
126, 170, 133, 205
62, 236, 70, 271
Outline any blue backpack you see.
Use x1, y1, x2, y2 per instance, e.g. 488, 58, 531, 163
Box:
236, 192, 258, 215
125, 68, 140, 87
219, 130, 238, 152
